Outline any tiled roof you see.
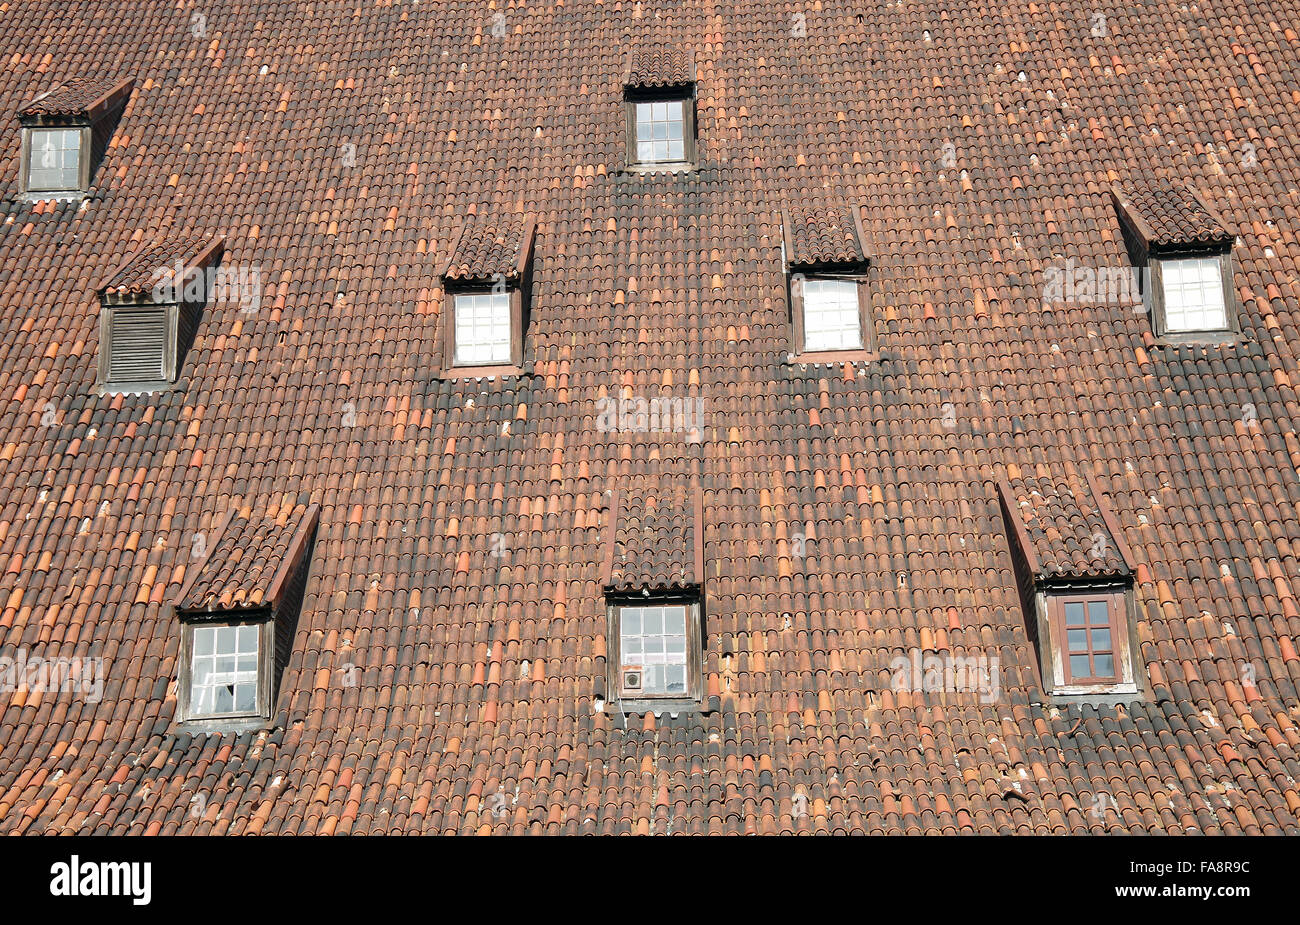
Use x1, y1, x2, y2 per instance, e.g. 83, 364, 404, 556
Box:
18, 75, 132, 119
441, 214, 535, 283
626, 44, 695, 88
1112, 180, 1236, 251
605, 478, 703, 593
783, 202, 868, 267
999, 474, 1132, 581
173, 503, 320, 615
0, 3, 1298, 836
99, 234, 224, 300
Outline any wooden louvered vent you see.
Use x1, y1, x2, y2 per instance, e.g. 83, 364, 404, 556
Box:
107, 307, 168, 382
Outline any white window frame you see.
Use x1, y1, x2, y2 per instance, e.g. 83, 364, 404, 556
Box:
453, 290, 513, 366
801, 277, 865, 352
20, 124, 91, 197
1159, 254, 1228, 333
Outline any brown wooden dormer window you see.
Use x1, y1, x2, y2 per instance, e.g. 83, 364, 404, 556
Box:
998, 474, 1145, 702
602, 477, 712, 714
1048, 590, 1126, 685
783, 203, 875, 362
439, 214, 536, 378
16, 76, 133, 199
96, 234, 224, 394
623, 45, 697, 171
608, 594, 703, 701
171, 503, 319, 731
1111, 181, 1240, 343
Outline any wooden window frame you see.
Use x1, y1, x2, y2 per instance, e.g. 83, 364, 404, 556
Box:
175, 613, 275, 728
1039, 586, 1140, 696
1145, 248, 1241, 343
19, 122, 92, 198
96, 301, 181, 394
440, 280, 526, 378
624, 86, 697, 172
788, 269, 875, 363
606, 592, 703, 710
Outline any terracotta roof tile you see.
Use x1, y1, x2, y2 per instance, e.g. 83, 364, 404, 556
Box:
18, 75, 132, 119
0, 3, 1296, 837
99, 233, 224, 299
626, 44, 695, 88
441, 214, 535, 283
1112, 180, 1236, 250
783, 202, 868, 267
1000, 474, 1132, 581
174, 503, 319, 614
605, 477, 702, 593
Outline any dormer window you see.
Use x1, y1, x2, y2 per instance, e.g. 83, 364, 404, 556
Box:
1159, 254, 1228, 333
1051, 591, 1126, 685
96, 235, 224, 393
610, 595, 701, 699
453, 291, 512, 366
631, 98, 691, 166
16, 76, 133, 199
998, 474, 1144, 702
171, 503, 319, 730
623, 46, 696, 170
783, 203, 875, 361
440, 214, 536, 378
603, 477, 711, 713
25, 127, 84, 194
1111, 181, 1239, 342
800, 278, 866, 352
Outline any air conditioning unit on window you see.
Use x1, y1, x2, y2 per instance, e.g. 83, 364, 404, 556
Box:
621, 666, 643, 694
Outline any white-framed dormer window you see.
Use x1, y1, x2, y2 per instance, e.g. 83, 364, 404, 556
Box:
1160, 255, 1227, 333
453, 291, 512, 366
801, 278, 864, 352
634, 100, 686, 164
24, 126, 85, 194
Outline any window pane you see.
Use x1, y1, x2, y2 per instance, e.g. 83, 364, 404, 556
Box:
1067, 629, 1087, 652
801, 278, 863, 351
213, 685, 234, 713
235, 682, 258, 713
1064, 602, 1085, 626
1093, 654, 1115, 678
633, 98, 687, 163
617, 603, 692, 695
1090, 628, 1112, 651
27, 128, 82, 192
665, 665, 686, 693
454, 292, 512, 365
1070, 654, 1091, 677
1088, 601, 1110, 625
190, 622, 261, 717
1162, 256, 1226, 332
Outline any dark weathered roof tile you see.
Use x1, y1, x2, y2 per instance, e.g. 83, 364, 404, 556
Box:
626, 44, 695, 88
174, 502, 319, 614
1112, 180, 1235, 250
